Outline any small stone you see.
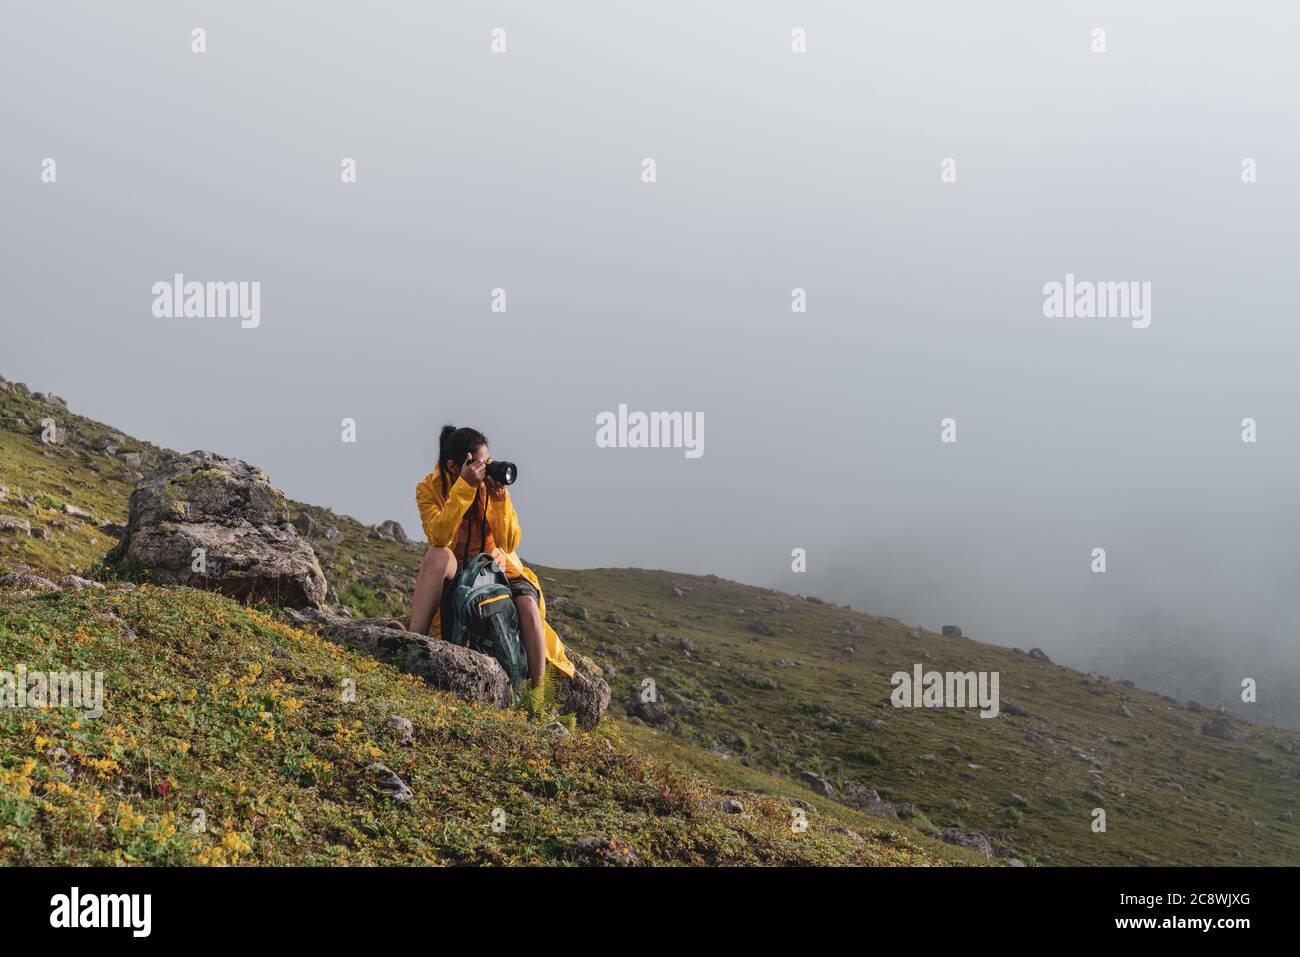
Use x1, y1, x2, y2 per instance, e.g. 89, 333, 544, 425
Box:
385, 715, 414, 744
366, 763, 413, 804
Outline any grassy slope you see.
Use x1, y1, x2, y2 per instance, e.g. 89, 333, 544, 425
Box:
0, 379, 968, 866
1, 584, 970, 865
3, 377, 1298, 866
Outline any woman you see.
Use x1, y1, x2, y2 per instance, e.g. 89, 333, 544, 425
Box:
410, 425, 573, 685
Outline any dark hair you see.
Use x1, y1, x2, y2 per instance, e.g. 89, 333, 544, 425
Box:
438, 425, 489, 496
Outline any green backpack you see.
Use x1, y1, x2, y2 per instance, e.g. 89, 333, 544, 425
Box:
440, 551, 530, 694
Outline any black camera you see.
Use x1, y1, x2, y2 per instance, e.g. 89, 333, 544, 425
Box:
485, 460, 517, 486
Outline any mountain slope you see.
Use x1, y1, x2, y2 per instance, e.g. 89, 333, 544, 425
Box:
0, 375, 971, 866
2, 374, 1298, 866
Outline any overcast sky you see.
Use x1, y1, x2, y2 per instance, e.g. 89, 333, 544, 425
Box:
4, 1, 1298, 721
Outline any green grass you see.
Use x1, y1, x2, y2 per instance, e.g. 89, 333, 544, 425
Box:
0, 582, 958, 866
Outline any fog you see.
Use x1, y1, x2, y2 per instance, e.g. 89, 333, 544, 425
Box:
4, 2, 1297, 724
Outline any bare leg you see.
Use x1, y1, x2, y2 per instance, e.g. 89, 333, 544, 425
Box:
409, 547, 457, 635
514, 594, 547, 685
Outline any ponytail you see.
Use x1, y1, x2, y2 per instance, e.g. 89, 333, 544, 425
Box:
437, 424, 489, 496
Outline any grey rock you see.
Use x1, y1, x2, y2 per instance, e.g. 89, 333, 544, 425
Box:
799, 770, 836, 799
941, 625, 962, 637
385, 715, 414, 744
284, 606, 353, 627
366, 763, 413, 804
323, 621, 512, 707
369, 520, 409, 543
1201, 716, 1248, 742
105, 451, 327, 608
57, 575, 104, 591
1028, 647, 1052, 663
828, 824, 864, 843
941, 828, 994, 857
625, 694, 672, 728
0, 516, 32, 537
551, 652, 611, 730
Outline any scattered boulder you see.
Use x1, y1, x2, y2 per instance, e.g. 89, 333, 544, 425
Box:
105, 451, 328, 608
292, 509, 343, 543
0, 567, 59, 592
941, 625, 962, 637
603, 613, 626, 627
284, 606, 353, 627
1027, 647, 1051, 663
1201, 716, 1248, 742
841, 781, 896, 817
323, 621, 512, 707
57, 575, 104, 591
62, 503, 96, 521
707, 798, 744, 814
385, 715, 414, 745
828, 824, 864, 843
626, 693, 672, 728
748, 619, 775, 636
550, 596, 588, 620
1001, 698, 1031, 718
366, 763, 413, 804
368, 520, 409, 543
941, 828, 993, 857
0, 516, 32, 537
799, 771, 836, 799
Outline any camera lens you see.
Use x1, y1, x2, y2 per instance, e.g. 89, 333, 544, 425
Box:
486, 461, 517, 485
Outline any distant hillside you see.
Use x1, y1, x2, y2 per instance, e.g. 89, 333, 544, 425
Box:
2, 373, 1298, 866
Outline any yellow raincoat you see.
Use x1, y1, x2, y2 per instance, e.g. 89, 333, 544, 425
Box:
416, 469, 574, 678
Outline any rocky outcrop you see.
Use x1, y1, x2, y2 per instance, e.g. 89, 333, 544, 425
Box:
323, 621, 513, 707
105, 451, 327, 608
368, 520, 409, 543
